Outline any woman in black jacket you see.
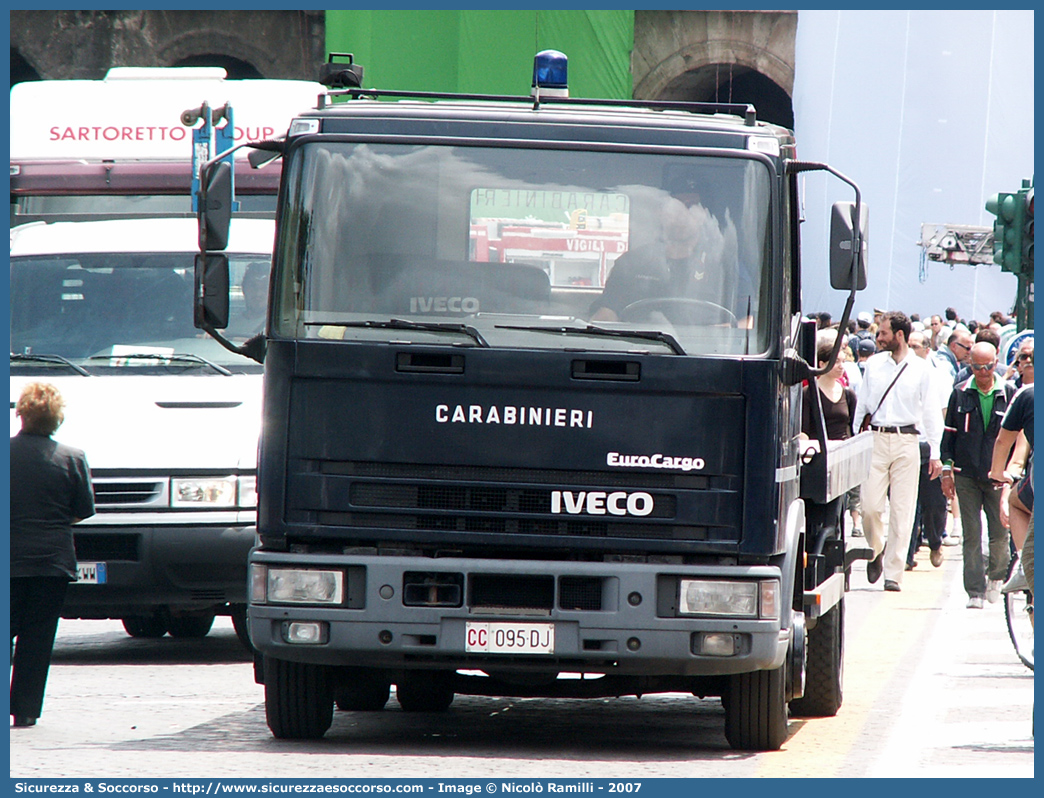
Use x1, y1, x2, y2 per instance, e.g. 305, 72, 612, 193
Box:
10, 382, 95, 728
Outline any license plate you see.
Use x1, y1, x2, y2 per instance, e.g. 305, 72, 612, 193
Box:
76, 562, 107, 584
465, 622, 555, 654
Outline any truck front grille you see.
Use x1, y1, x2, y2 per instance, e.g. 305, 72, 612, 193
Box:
93, 478, 166, 508
292, 459, 740, 547
350, 483, 676, 518
318, 460, 712, 489
315, 511, 714, 541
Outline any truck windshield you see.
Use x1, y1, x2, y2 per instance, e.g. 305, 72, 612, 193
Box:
10, 252, 270, 372
274, 142, 773, 355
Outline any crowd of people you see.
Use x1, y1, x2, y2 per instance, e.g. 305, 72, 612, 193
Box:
805, 306, 1034, 607
10, 304, 1033, 729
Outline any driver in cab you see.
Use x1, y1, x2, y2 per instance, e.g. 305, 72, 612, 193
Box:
589, 192, 737, 324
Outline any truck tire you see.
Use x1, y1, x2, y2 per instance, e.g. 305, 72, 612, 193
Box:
264, 656, 334, 739
335, 678, 391, 712
168, 611, 216, 639
790, 598, 844, 717
122, 614, 167, 638
395, 671, 455, 712
723, 665, 789, 751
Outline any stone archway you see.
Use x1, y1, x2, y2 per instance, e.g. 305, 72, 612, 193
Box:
659, 64, 794, 129
633, 10, 796, 129
155, 26, 287, 80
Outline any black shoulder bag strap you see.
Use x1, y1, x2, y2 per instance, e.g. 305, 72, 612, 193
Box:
868, 361, 910, 424
862, 361, 909, 431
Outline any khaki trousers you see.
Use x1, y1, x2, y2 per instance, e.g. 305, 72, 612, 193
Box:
862, 431, 922, 583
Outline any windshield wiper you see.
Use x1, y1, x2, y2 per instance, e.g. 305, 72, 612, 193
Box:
317, 318, 490, 348
494, 324, 685, 355
88, 352, 233, 376
10, 353, 92, 376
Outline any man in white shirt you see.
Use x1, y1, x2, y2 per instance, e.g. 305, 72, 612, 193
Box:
853, 312, 944, 591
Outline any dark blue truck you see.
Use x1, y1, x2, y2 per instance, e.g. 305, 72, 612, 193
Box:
194, 52, 872, 750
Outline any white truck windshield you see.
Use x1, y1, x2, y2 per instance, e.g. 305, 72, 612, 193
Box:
10, 251, 268, 371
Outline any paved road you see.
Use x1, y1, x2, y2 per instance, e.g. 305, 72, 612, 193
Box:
9, 544, 1034, 779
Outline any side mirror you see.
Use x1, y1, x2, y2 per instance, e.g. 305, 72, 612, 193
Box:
830, 201, 868, 290
199, 160, 233, 251
194, 253, 230, 329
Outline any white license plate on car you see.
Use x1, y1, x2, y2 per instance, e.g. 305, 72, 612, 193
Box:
76, 562, 107, 584
465, 622, 555, 654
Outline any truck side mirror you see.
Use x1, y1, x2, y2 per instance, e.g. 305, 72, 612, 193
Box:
199, 160, 233, 251
830, 201, 868, 290
194, 253, 230, 329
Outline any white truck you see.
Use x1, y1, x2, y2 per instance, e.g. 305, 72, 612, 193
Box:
9, 68, 319, 643
10, 66, 323, 225
10, 217, 273, 641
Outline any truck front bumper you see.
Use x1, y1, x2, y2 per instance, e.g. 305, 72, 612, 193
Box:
248, 552, 790, 678
63, 524, 255, 618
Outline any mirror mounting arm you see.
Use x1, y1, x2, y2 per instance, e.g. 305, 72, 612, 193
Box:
200, 322, 266, 365
804, 290, 857, 379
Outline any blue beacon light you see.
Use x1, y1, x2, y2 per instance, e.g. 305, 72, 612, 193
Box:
532, 50, 568, 99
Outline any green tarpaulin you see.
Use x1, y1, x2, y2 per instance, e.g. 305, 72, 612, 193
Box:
325, 10, 633, 99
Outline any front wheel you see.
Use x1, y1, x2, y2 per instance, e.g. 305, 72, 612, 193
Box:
790, 598, 844, 716
1004, 554, 1034, 671
723, 665, 789, 751
264, 657, 334, 739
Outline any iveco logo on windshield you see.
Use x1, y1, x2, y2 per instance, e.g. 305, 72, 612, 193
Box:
550, 490, 654, 517
410, 296, 480, 313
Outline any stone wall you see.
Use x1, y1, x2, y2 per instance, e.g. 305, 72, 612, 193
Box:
633, 10, 796, 101
11, 10, 325, 82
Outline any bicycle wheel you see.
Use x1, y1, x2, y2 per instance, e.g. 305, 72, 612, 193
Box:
1003, 553, 1034, 671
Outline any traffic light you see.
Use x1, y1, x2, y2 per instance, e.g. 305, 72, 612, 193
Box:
1021, 181, 1033, 273
986, 191, 1025, 273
